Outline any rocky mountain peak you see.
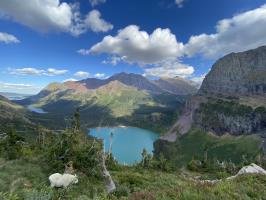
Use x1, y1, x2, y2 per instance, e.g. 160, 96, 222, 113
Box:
199, 46, 266, 96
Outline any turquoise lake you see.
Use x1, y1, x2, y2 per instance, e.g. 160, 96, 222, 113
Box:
89, 127, 159, 165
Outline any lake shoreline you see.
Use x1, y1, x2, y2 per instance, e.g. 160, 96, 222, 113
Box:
89, 127, 159, 164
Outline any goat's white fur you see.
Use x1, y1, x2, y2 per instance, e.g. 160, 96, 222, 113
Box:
49, 173, 78, 188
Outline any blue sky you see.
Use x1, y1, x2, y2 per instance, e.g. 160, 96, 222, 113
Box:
0, 0, 266, 94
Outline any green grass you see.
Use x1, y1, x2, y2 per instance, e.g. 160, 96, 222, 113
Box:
154, 128, 263, 167
111, 167, 266, 200
0, 158, 107, 199
1, 158, 266, 200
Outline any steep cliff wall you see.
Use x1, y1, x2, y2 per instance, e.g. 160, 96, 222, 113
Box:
194, 99, 266, 135
200, 46, 266, 96
194, 46, 266, 135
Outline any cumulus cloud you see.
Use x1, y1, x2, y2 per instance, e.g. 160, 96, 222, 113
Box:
94, 73, 106, 78
0, 32, 20, 43
85, 5, 266, 78
102, 56, 124, 65
175, 0, 185, 8
185, 4, 266, 58
0, 0, 113, 35
89, 25, 184, 65
9, 67, 68, 76
144, 61, 194, 78
74, 71, 90, 78
89, 0, 106, 7
86, 25, 193, 78
85, 10, 113, 33
63, 78, 78, 82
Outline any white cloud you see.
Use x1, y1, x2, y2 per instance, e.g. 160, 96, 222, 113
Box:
189, 73, 207, 88
102, 56, 124, 65
175, 0, 184, 8
0, 0, 113, 36
9, 67, 68, 76
46, 68, 68, 76
144, 61, 194, 78
0, 81, 41, 94
85, 10, 113, 33
74, 71, 90, 78
77, 49, 90, 55
0, 32, 20, 43
0, 82, 33, 89
89, 25, 184, 65
89, 0, 106, 7
86, 5, 266, 79
63, 78, 78, 82
9, 68, 45, 76
185, 4, 266, 59
94, 73, 106, 78
88, 25, 192, 78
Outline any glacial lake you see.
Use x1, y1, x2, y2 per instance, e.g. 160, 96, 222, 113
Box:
27, 105, 47, 114
89, 127, 159, 165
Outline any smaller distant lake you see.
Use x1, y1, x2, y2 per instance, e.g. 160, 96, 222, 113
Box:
89, 127, 159, 165
27, 105, 47, 114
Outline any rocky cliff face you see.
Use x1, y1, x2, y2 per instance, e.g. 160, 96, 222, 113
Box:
194, 46, 266, 135
200, 46, 266, 96
167, 46, 266, 137
193, 99, 266, 135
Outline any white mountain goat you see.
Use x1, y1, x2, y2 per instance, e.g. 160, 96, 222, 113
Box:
49, 173, 78, 188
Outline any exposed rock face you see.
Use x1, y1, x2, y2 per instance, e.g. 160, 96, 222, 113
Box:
109, 72, 163, 93
236, 163, 266, 176
166, 46, 266, 138
80, 72, 163, 93
79, 72, 197, 95
154, 77, 197, 95
193, 46, 266, 135
200, 46, 266, 96
198, 163, 266, 184
193, 100, 266, 135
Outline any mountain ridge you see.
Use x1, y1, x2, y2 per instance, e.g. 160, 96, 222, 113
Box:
165, 46, 266, 138
200, 45, 266, 96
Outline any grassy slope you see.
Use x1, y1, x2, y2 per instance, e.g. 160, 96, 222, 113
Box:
1, 158, 266, 199
0, 97, 35, 132
154, 128, 262, 167
28, 83, 182, 133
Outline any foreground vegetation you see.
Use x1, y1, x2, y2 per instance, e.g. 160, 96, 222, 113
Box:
1, 158, 266, 200
0, 111, 266, 199
154, 128, 264, 167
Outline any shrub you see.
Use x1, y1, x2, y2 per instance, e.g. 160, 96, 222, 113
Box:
113, 184, 130, 198
0, 129, 24, 160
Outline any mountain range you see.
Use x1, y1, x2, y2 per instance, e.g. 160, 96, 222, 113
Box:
2, 46, 266, 136
14, 73, 197, 131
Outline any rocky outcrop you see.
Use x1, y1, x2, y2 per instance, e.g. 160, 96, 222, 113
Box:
154, 77, 197, 95
193, 99, 266, 135
198, 163, 266, 184
192, 46, 266, 135
200, 46, 266, 96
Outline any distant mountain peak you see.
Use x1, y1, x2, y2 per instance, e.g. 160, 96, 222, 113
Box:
154, 76, 197, 95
